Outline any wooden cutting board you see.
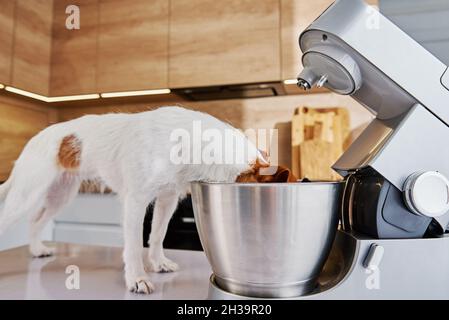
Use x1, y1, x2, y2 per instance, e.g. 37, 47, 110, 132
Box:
291, 107, 350, 181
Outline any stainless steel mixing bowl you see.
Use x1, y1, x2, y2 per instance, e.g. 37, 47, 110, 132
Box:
191, 181, 344, 298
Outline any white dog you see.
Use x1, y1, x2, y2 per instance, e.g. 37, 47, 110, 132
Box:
0, 106, 294, 294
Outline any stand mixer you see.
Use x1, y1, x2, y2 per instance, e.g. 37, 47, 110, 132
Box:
199, 0, 449, 299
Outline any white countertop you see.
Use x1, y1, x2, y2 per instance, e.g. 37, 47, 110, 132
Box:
0, 243, 212, 300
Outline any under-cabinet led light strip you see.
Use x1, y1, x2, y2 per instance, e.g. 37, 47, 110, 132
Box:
101, 88, 171, 98
1, 86, 171, 103
47, 94, 101, 102
5, 86, 50, 102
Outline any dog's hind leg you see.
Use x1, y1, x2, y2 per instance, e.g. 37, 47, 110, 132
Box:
29, 173, 81, 258
29, 207, 54, 258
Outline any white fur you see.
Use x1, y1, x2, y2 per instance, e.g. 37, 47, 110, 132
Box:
0, 106, 259, 294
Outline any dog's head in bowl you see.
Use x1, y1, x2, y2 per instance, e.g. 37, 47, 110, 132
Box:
236, 159, 297, 183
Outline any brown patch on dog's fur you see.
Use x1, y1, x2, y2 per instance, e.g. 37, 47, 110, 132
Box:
236, 159, 297, 183
58, 134, 82, 170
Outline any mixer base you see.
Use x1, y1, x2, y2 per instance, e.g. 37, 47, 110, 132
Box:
207, 230, 449, 300
214, 275, 316, 299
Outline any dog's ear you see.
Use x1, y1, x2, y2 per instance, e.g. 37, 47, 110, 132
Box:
274, 169, 290, 182
273, 167, 298, 183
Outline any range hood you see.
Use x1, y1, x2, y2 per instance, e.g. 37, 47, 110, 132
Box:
172, 82, 287, 101
172, 81, 327, 101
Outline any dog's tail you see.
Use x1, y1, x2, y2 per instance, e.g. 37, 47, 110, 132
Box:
0, 176, 13, 235
0, 177, 12, 203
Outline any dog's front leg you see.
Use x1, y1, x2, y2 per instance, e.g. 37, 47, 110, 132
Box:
123, 195, 153, 294
145, 191, 179, 273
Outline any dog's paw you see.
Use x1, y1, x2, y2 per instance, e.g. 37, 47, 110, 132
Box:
145, 257, 179, 273
30, 245, 56, 258
128, 277, 155, 294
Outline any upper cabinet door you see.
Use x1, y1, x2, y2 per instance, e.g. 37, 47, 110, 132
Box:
50, 0, 98, 96
0, 0, 15, 86
169, 0, 281, 88
12, 0, 53, 95
97, 0, 169, 93
281, 0, 379, 80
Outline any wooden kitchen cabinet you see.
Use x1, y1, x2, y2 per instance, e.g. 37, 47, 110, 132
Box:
169, 0, 281, 88
281, 0, 379, 80
11, 0, 53, 95
50, 0, 98, 96
97, 0, 169, 92
0, 0, 15, 86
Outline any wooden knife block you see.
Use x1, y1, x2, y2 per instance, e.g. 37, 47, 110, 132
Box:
291, 107, 350, 181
